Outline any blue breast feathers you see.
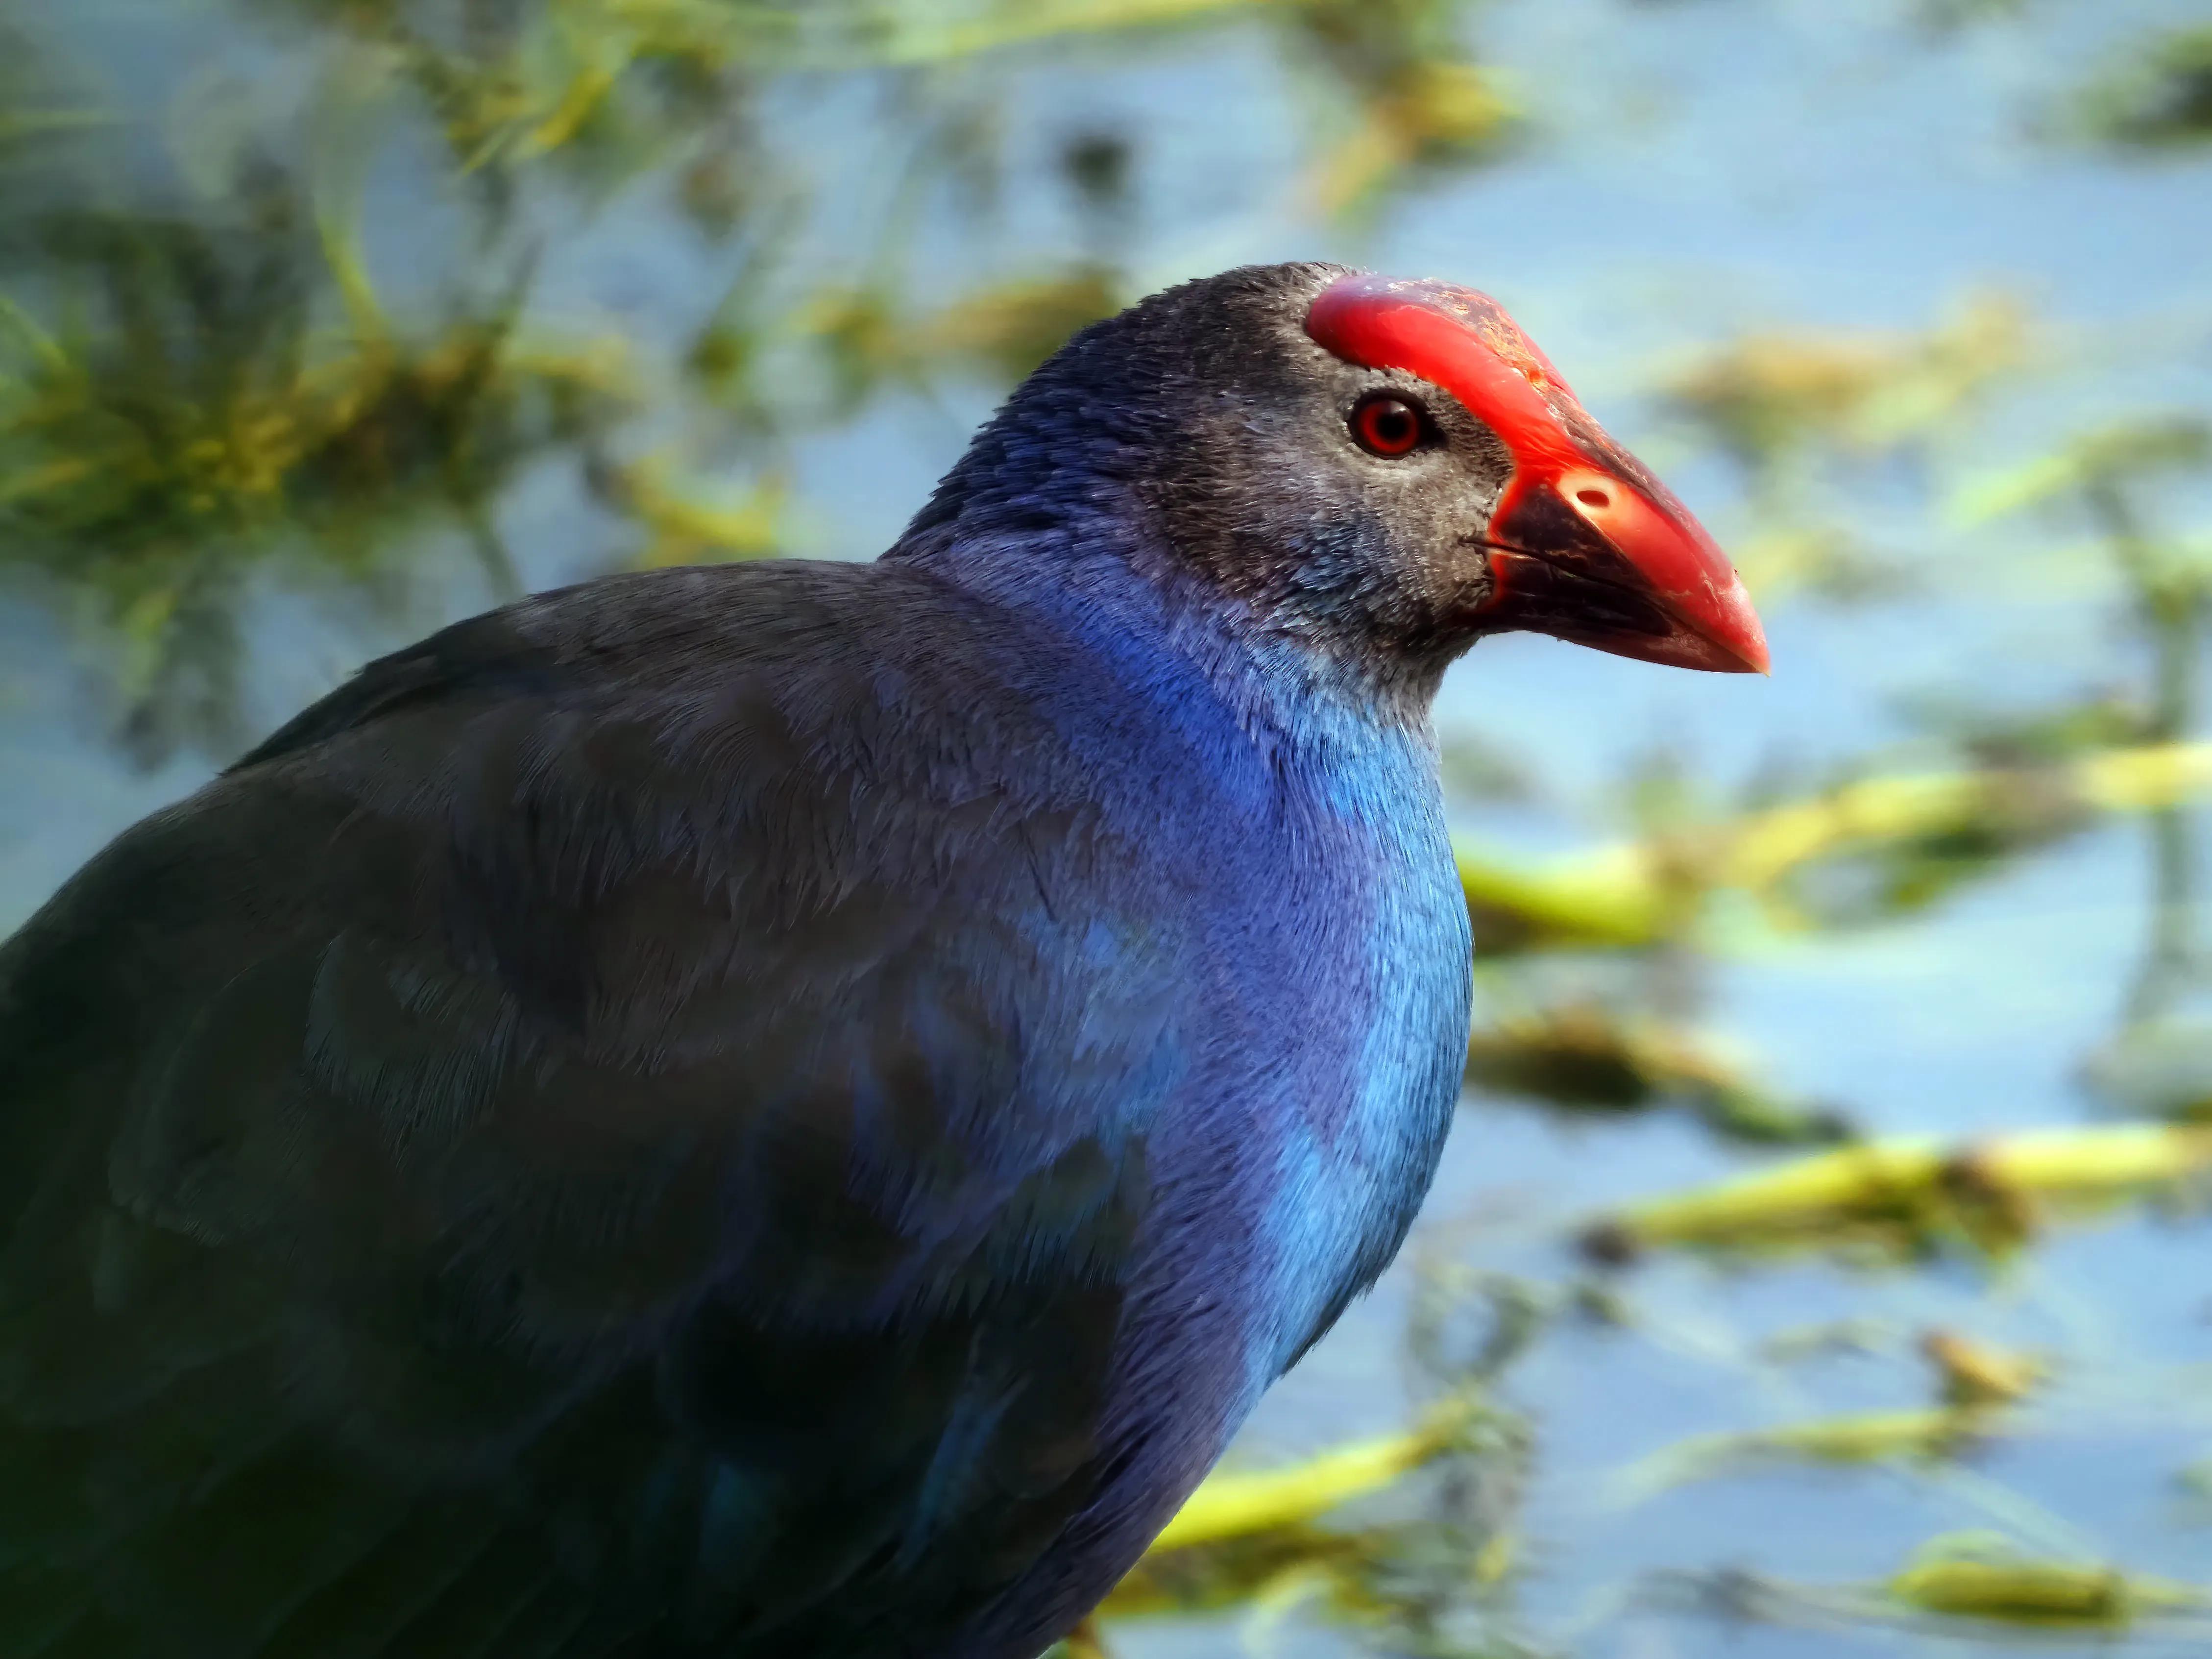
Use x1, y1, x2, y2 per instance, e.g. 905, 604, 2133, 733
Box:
1243, 687, 1474, 1391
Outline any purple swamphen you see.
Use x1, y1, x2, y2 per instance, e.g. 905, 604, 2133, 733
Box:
0, 265, 1766, 1657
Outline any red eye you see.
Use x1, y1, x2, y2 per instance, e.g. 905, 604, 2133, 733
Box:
1349, 393, 1427, 458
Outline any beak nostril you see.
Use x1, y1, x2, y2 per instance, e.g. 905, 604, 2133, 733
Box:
1575, 488, 1611, 509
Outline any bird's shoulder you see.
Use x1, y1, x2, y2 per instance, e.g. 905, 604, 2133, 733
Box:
241, 557, 1055, 770
3, 558, 1194, 1303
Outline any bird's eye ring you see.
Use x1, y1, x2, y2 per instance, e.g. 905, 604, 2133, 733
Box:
1349, 393, 1428, 459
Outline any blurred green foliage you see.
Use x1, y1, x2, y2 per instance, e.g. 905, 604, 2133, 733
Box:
0, 196, 627, 754
0, 0, 1517, 756
2077, 23, 2212, 149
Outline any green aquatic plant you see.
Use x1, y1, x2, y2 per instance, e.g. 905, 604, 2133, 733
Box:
0, 0, 1522, 763
1463, 1000, 1850, 1145
2075, 24, 2212, 151
1645, 1538, 2212, 1640
1581, 1121, 2212, 1262
0, 188, 631, 756
1457, 741, 2212, 955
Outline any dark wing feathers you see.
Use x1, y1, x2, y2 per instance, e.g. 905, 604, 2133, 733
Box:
0, 563, 1180, 1656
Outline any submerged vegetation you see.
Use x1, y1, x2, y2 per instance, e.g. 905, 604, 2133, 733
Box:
0, 0, 1514, 756
5, 0, 2212, 1655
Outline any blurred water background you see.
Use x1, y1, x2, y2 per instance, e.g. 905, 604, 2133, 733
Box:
5, 1, 2212, 1654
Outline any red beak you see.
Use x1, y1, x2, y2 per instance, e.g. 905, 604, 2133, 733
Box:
1306, 274, 1769, 675
1482, 428, 1771, 675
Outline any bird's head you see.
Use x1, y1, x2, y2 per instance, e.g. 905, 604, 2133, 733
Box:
899, 262, 1767, 683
